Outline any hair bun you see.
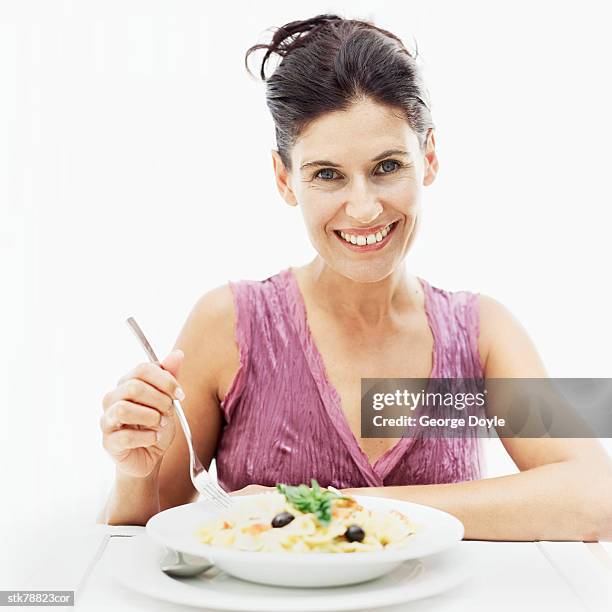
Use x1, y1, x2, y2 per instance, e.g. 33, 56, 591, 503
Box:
245, 14, 343, 80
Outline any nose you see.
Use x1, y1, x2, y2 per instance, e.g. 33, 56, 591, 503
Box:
344, 176, 383, 225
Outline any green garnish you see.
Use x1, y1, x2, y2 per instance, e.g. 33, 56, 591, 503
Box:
276, 479, 351, 526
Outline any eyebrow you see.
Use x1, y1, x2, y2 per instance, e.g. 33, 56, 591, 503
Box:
299, 148, 411, 171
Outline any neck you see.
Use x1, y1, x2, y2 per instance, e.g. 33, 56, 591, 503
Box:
299, 256, 421, 329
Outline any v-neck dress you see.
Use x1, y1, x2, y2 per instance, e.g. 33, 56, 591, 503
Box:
215, 267, 486, 491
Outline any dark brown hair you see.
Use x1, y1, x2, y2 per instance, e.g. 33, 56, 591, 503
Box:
245, 14, 434, 171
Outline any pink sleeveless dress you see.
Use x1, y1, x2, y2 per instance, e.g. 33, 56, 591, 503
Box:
216, 267, 485, 491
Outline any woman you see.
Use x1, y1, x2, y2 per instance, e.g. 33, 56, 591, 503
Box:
99, 15, 612, 540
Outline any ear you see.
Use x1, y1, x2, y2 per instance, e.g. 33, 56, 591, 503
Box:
422, 129, 439, 187
271, 150, 298, 207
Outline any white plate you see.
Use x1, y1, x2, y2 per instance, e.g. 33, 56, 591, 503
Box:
146, 494, 464, 587
106, 534, 472, 611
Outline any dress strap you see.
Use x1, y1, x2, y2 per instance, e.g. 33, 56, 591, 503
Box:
417, 279, 483, 379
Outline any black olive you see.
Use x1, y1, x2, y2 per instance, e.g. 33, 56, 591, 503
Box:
271, 511, 295, 528
344, 524, 365, 542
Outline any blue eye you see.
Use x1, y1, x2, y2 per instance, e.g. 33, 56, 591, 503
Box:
315, 168, 339, 181
377, 159, 402, 173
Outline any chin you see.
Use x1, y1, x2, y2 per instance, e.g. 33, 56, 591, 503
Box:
327, 257, 400, 284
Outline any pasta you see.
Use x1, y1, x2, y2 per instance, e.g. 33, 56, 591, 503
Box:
195, 482, 418, 553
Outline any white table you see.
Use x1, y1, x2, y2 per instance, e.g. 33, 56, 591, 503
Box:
25, 525, 612, 611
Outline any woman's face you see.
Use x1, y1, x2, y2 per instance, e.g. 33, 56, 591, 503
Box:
272, 97, 438, 283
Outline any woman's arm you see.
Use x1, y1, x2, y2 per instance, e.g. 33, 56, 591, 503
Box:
156, 285, 239, 512
98, 284, 238, 525
342, 295, 612, 541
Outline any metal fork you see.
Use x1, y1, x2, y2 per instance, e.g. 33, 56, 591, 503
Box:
126, 316, 233, 510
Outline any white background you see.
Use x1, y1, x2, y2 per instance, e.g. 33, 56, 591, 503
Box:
1, 0, 611, 585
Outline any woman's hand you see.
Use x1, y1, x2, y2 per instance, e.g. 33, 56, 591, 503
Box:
229, 484, 277, 496
100, 349, 185, 479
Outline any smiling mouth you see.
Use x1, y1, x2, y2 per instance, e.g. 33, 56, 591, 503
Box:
333, 221, 399, 251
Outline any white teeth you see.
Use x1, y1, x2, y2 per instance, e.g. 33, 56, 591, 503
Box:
338, 221, 395, 247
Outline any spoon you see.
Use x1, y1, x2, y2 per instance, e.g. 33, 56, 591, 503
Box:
160, 548, 213, 578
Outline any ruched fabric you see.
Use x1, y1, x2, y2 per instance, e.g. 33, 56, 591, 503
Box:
216, 267, 485, 491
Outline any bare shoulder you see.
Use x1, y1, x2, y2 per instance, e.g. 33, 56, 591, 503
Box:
176, 283, 240, 402
192, 283, 236, 327
477, 293, 548, 377
187, 283, 236, 347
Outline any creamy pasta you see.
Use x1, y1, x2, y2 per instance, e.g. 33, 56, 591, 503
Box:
195, 485, 418, 553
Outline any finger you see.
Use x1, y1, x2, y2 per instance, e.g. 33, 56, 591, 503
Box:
103, 427, 158, 454
116, 362, 184, 400
100, 401, 165, 433
160, 349, 184, 377
106, 379, 174, 416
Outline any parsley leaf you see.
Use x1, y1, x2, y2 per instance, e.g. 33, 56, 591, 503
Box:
276, 479, 351, 526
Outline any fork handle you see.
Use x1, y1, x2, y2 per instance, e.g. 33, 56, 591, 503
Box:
171, 398, 204, 472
